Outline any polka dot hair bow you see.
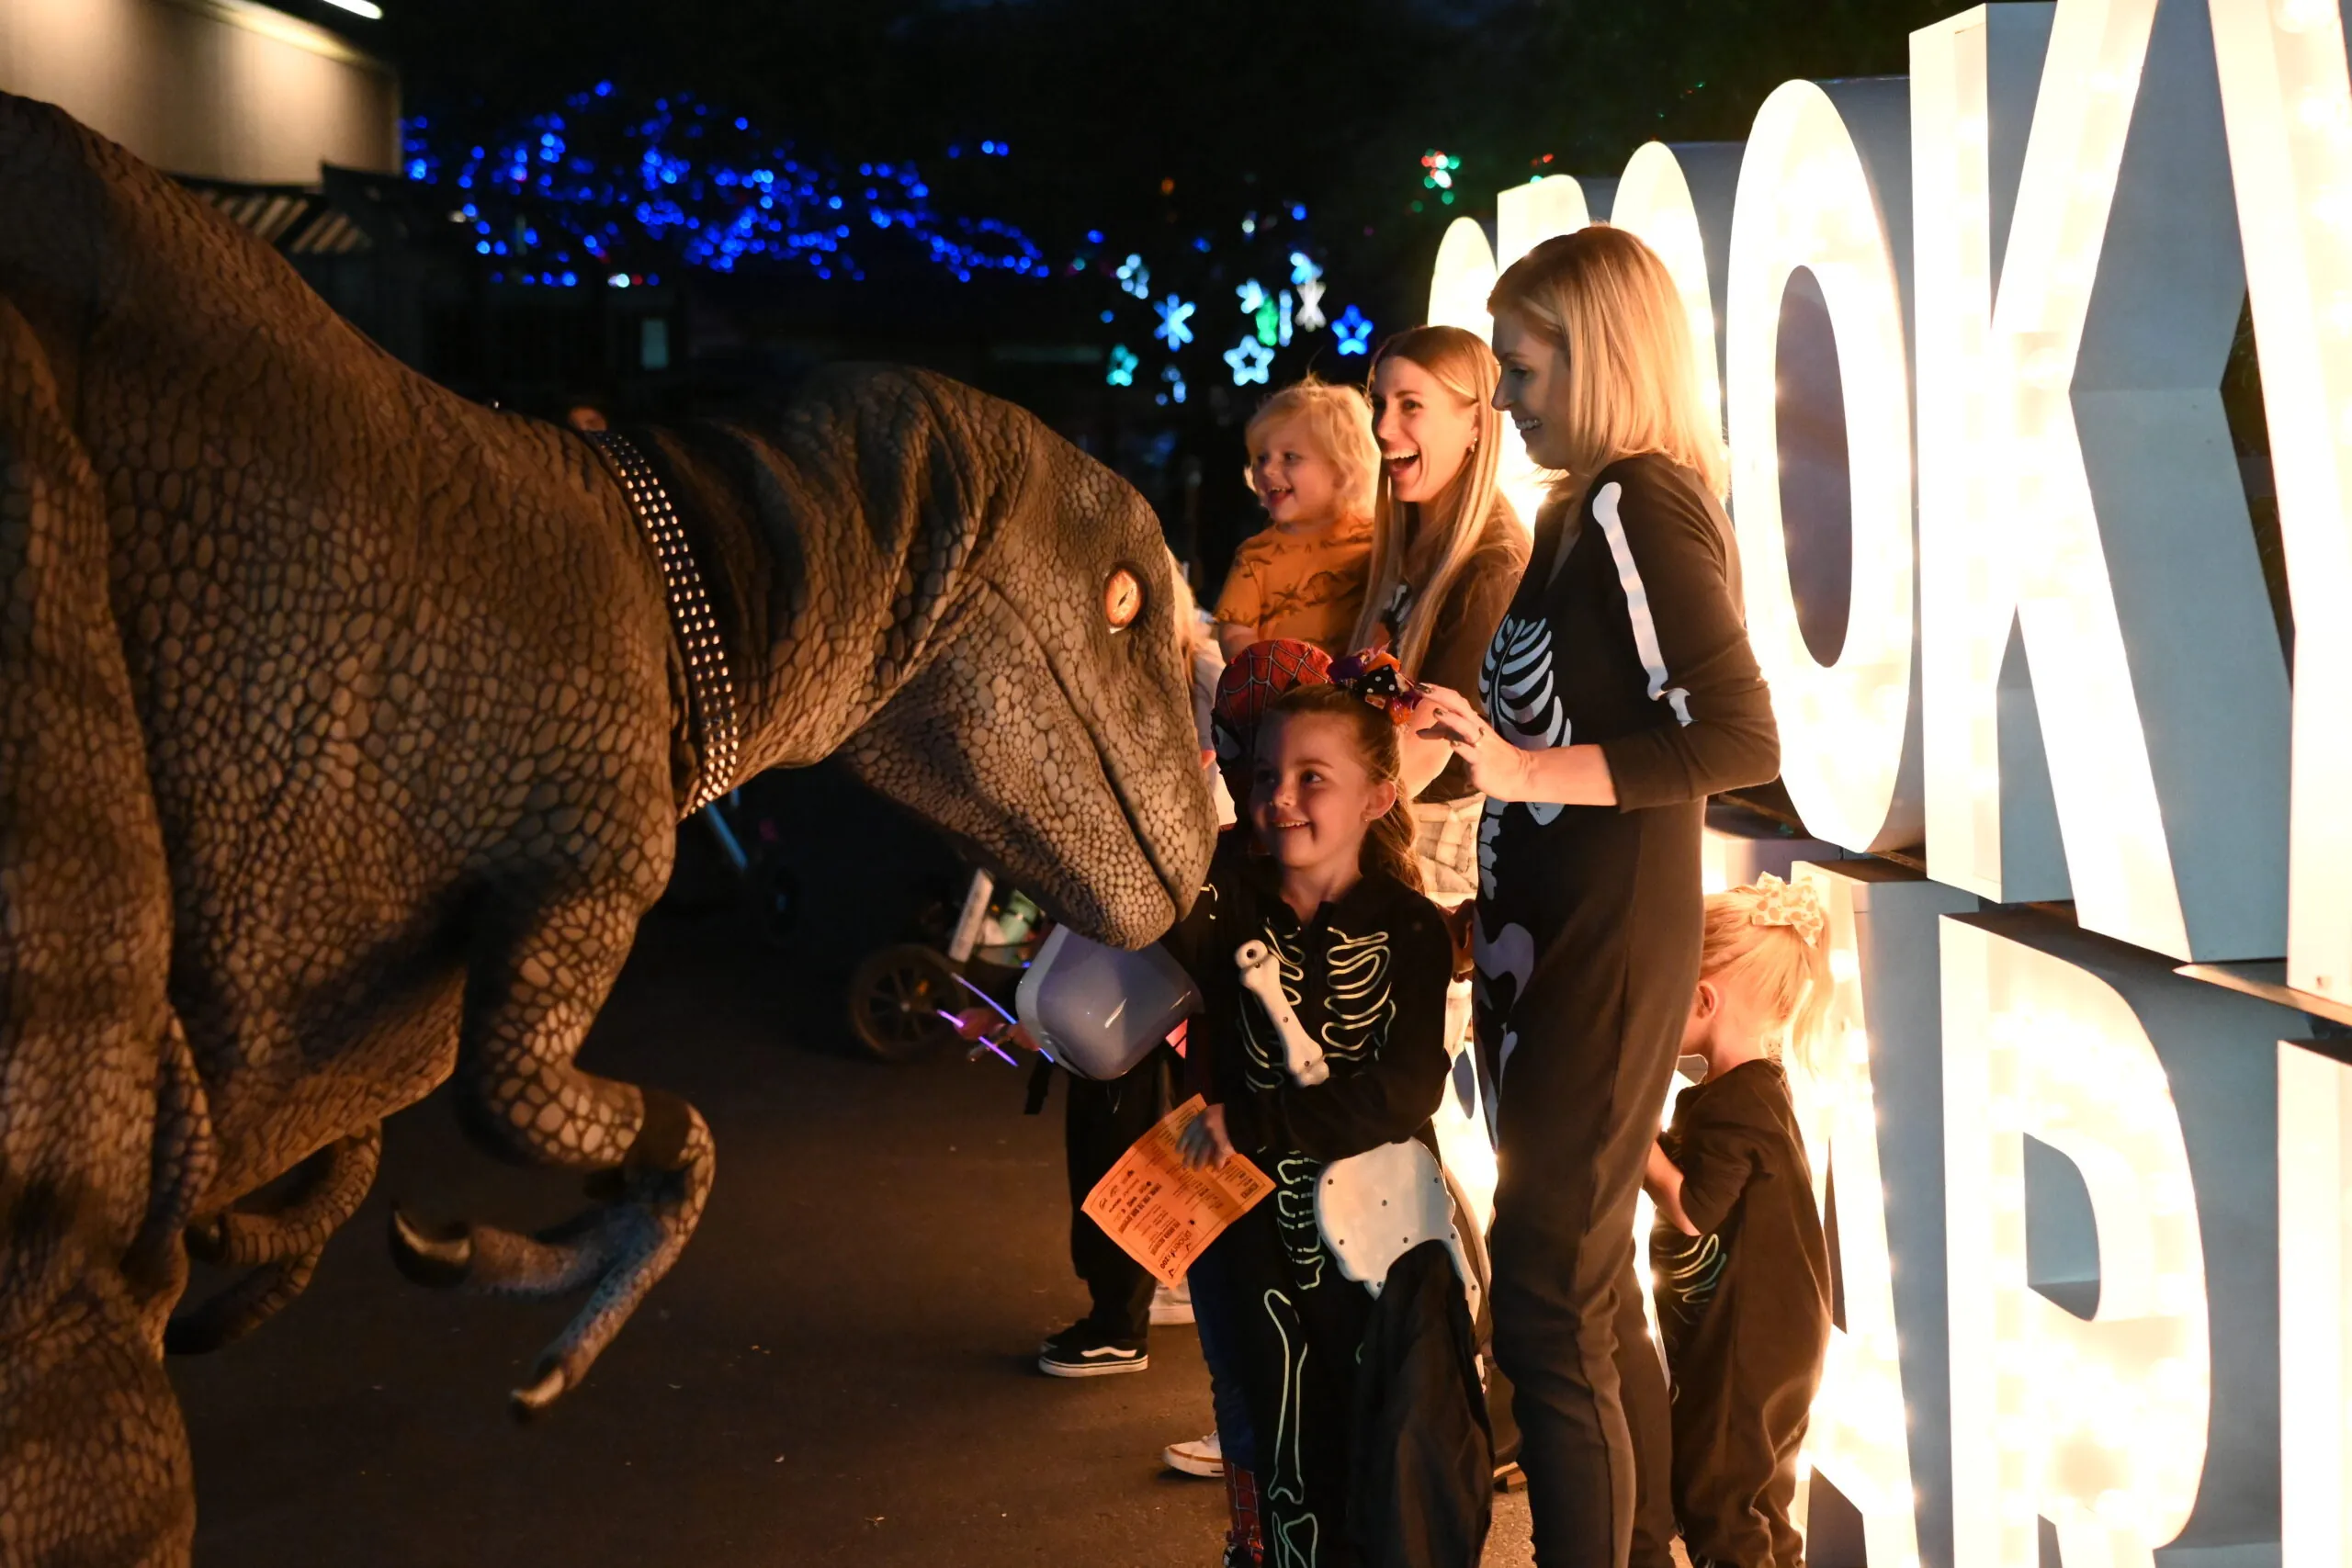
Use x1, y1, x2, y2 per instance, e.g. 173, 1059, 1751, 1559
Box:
1328, 648, 1426, 726
1748, 873, 1827, 948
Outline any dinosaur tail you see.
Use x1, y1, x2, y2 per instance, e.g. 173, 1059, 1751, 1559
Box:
0, 294, 195, 1565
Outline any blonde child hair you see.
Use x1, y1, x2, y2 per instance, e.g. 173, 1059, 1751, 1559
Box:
1700, 874, 1833, 1077
1346, 325, 1515, 675
1487, 227, 1728, 515
1242, 376, 1380, 520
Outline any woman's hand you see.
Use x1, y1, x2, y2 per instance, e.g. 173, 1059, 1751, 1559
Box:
1179, 1103, 1237, 1169
1413, 684, 1619, 807
1414, 684, 1535, 801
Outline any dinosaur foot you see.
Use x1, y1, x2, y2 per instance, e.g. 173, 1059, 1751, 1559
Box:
164, 1244, 324, 1355
188, 1126, 382, 1269
387, 1111, 711, 1421
165, 1126, 383, 1355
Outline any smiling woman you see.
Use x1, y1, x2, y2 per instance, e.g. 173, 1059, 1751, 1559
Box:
1351, 326, 1531, 897
1430, 225, 1779, 1568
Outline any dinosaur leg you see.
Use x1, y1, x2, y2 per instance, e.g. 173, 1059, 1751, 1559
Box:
389, 887, 712, 1417
0, 299, 195, 1562
164, 1125, 380, 1355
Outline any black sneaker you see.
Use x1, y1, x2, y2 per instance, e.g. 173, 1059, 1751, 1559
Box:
1037, 1320, 1148, 1378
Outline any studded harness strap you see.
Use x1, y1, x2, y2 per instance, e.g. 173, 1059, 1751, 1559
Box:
581, 429, 742, 815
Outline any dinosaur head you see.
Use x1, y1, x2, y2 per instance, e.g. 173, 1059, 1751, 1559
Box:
824, 370, 1215, 949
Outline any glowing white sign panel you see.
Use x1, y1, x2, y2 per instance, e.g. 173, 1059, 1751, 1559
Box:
1425, 215, 1498, 343
1610, 141, 1737, 441
2208, 0, 2352, 1005
1792, 863, 1922, 1568
1425, 180, 1607, 531
1726, 81, 1920, 854
1942, 918, 2209, 1568
2278, 1038, 2352, 1564
1911, 0, 2289, 963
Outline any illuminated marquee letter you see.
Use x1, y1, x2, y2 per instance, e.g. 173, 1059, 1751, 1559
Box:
1725, 80, 1922, 853
1792, 863, 1931, 1568
1910, 0, 2289, 961
1428, 177, 1605, 527
1611, 141, 1741, 440
1942, 917, 2209, 1568
2208, 0, 2352, 1006
2278, 1037, 2352, 1563
1425, 214, 1498, 341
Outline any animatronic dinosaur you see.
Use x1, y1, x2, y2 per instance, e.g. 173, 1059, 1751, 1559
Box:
0, 96, 1214, 1566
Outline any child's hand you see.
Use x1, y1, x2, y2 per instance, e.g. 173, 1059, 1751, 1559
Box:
1645, 1141, 1700, 1236
1179, 1103, 1237, 1169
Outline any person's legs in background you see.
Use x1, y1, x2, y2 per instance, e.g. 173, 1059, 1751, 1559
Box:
1040, 1049, 1171, 1377
1180, 1228, 1263, 1564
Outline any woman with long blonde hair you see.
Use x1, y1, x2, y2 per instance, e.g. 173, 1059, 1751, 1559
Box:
1352, 325, 1530, 898
1415, 226, 1781, 1568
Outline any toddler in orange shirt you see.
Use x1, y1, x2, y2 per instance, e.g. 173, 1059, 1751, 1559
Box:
1213, 377, 1381, 660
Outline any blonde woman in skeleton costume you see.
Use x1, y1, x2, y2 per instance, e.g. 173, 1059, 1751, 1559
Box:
1415, 229, 1781, 1568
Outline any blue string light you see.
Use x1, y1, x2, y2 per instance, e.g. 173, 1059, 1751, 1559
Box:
1224, 335, 1273, 386
1105, 344, 1139, 387
1154, 294, 1196, 350
1332, 304, 1374, 355
398, 88, 1046, 286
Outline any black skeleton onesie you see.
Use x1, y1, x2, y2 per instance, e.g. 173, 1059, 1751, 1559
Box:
1473, 456, 1779, 1568
1170, 840, 1455, 1568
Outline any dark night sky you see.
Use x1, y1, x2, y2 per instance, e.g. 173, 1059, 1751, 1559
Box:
291, 0, 1962, 291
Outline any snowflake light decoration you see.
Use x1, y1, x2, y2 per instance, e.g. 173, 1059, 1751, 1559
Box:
1332, 304, 1374, 356
1225, 335, 1274, 386
1237, 277, 1267, 316
1296, 277, 1327, 332
1105, 344, 1139, 388
1288, 250, 1322, 288
1118, 253, 1151, 299
1155, 294, 1197, 350
1253, 296, 1280, 347
1278, 289, 1295, 347
1162, 364, 1188, 404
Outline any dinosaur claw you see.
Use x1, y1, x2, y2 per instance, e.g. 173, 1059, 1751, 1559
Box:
387, 1205, 474, 1288
509, 1361, 568, 1421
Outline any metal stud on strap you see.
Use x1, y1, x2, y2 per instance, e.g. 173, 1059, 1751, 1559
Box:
581, 429, 741, 815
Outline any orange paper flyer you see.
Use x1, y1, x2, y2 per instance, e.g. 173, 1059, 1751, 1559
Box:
1081, 1095, 1273, 1288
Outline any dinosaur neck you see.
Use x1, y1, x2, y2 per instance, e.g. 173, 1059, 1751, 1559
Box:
629, 421, 890, 794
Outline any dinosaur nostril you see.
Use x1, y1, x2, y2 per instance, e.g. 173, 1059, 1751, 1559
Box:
1103, 567, 1142, 631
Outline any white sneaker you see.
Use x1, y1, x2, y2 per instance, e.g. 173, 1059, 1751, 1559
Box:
1162, 1430, 1224, 1478
1150, 1281, 1195, 1326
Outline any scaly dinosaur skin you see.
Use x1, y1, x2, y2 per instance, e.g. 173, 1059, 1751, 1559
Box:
0, 96, 1213, 1567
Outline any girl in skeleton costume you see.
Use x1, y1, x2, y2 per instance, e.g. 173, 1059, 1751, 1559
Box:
1416, 228, 1781, 1568
1173, 678, 1457, 1568
1645, 877, 1833, 1568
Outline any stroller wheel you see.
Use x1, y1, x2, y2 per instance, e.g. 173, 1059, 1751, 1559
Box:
847, 944, 964, 1062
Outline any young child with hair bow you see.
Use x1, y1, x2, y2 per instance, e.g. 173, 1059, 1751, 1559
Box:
1643, 874, 1836, 1568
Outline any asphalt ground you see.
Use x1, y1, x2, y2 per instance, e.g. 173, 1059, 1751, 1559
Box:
170, 769, 1537, 1565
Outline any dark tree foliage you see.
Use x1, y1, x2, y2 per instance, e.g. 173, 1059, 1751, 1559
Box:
322, 0, 1968, 311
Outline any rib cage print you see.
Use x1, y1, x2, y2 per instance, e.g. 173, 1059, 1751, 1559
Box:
1317, 930, 1391, 1065
1235, 919, 1398, 1292
1483, 614, 1568, 750
1477, 615, 1568, 899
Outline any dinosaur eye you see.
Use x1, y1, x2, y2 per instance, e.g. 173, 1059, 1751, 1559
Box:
1104, 567, 1143, 631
